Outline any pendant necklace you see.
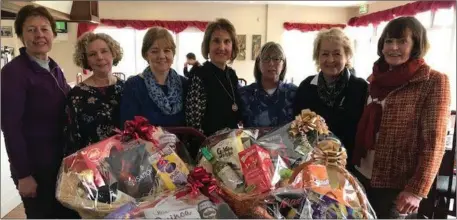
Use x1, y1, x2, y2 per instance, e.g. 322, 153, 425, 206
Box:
214, 70, 238, 112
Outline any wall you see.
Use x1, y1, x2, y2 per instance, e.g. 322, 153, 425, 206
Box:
0, 20, 22, 218
98, 1, 269, 83
48, 22, 82, 82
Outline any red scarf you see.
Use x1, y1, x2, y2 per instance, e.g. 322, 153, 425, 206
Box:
352, 58, 425, 166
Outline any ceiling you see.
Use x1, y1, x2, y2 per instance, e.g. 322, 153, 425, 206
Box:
208, 1, 368, 7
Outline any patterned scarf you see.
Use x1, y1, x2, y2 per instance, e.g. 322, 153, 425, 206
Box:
143, 67, 183, 115
352, 58, 425, 166
317, 68, 350, 107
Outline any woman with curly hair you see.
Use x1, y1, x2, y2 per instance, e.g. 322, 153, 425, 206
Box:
64, 32, 125, 155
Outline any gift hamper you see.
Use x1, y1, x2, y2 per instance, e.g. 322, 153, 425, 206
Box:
251, 110, 376, 219
56, 117, 194, 218
195, 109, 376, 219
104, 167, 238, 219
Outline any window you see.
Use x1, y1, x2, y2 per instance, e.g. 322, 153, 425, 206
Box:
176, 27, 205, 75
94, 26, 177, 78
415, 11, 432, 28
345, 25, 376, 80
282, 30, 318, 85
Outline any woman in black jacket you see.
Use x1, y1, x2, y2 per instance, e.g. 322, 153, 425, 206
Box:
185, 18, 243, 136
293, 27, 368, 170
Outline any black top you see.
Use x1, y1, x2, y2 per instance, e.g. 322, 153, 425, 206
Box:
293, 74, 368, 163
183, 61, 201, 78
186, 61, 243, 136
65, 79, 125, 156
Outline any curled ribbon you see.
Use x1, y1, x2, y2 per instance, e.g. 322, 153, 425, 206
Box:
175, 167, 221, 203
288, 138, 371, 219
289, 109, 329, 137
114, 116, 159, 145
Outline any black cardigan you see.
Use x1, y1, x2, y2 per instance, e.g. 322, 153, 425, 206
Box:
293, 73, 368, 163
185, 61, 243, 136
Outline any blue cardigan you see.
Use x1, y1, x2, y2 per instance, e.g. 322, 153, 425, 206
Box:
239, 82, 297, 127
120, 74, 188, 128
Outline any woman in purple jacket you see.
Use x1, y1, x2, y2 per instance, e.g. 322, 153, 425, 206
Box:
1, 5, 79, 219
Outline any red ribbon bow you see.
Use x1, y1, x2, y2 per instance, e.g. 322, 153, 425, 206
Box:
175, 167, 221, 203
115, 116, 158, 145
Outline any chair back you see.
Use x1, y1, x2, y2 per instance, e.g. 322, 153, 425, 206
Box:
238, 78, 247, 86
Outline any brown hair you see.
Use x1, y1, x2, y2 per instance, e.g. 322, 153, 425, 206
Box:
254, 42, 288, 83
377, 16, 430, 59
201, 18, 239, 63
313, 27, 353, 72
141, 26, 176, 61
73, 32, 123, 70
14, 5, 57, 40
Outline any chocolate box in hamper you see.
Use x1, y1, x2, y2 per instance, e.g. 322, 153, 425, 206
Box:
238, 144, 275, 194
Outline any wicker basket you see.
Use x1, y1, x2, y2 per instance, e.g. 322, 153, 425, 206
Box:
217, 182, 271, 219
56, 171, 135, 219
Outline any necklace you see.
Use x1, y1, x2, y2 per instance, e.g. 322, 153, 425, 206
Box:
213, 71, 238, 112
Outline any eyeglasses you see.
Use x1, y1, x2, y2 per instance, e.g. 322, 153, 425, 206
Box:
261, 56, 283, 63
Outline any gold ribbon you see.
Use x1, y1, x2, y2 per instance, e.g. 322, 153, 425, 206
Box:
289, 109, 330, 137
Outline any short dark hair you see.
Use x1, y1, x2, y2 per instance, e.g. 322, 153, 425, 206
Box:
254, 42, 288, 83
186, 52, 196, 60
201, 18, 239, 63
377, 16, 430, 59
14, 5, 57, 40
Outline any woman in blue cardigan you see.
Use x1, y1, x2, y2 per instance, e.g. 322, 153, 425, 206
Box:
120, 27, 187, 127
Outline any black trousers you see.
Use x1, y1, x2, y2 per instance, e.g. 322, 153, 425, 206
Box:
13, 169, 80, 219
352, 168, 402, 219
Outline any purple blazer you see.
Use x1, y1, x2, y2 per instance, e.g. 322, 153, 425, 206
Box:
1, 47, 71, 179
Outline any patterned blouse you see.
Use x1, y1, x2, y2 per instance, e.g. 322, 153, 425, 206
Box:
239, 82, 297, 127
64, 79, 124, 156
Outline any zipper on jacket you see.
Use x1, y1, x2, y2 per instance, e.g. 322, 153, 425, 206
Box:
48, 67, 67, 97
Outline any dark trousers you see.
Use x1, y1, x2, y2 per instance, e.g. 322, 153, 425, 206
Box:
13, 169, 80, 219
352, 168, 402, 219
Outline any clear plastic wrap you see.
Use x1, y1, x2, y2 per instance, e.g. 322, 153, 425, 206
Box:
255, 137, 377, 219
195, 109, 375, 219
105, 167, 238, 219
56, 117, 192, 218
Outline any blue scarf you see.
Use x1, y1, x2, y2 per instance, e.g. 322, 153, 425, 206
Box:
143, 67, 183, 115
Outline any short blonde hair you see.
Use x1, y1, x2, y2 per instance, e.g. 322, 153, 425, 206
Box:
73, 32, 123, 70
141, 27, 176, 61
201, 18, 239, 63
312, 27, 353, 72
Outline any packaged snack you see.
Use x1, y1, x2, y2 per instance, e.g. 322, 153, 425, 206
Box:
202, 147, 245, 193
200, 130, 245, 176
150, 146, 189, 191
238, 144, 274, 194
